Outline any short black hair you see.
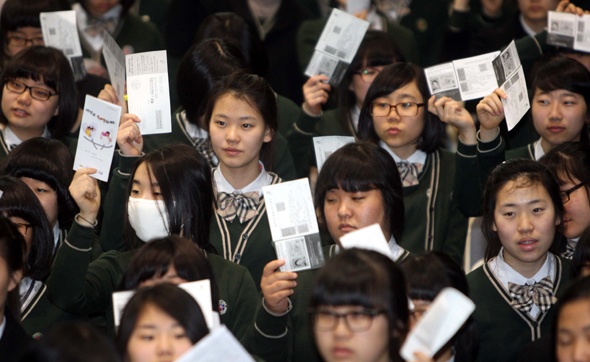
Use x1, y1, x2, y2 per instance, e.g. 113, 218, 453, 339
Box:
116, 284, 209, 356
358, 62, 445, 154
310, 248, 408, 362
119, 235, 220, 312
0, 214, 26, 318
0, 137, 77, 228
0, 176, 53, 281
0, 46, 78, 140
482, 159, 564, 261
314, 141, 404, 241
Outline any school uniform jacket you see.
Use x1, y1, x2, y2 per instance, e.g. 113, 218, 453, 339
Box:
209, 170, 282, 290
0, 126, 78, 164
467, 255, 570, 362
46, 221, 260, 342
141, 110, 298, 182
0, 310, 31, 362
248, 244, 411, 362
400, 148, 467, 265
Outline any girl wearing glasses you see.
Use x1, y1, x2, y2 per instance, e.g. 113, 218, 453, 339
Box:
540, 142, 590, 259
0, 46, 77, 162
467, 159, 569, 362
288, 30, 403, 178
431, 57, 590, 217
357, 62, 467, 265
310, 248, 432, 362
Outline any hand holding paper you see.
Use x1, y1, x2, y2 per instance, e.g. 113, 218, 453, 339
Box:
69, 168, 101, 225
476, 88, 507, 141
117, 115, 143, 156
400, 288, 475, 361
303, 75, 331, 116
427, 96, 476, 145
260, 260, 298, 315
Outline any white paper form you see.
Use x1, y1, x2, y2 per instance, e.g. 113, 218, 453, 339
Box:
492, 41, 529, 131
102, 32, 126, 107
73, 95, 121, 182
400, 288, 475, 361
339, 224, 395, 260
175, 325, 255, 362
126, 50, 172, 135
424, 51, 500, 101
313, 136, 355, 172
547, 11, 590, 52
305, 9, 369, 86
40, 11, 86, 81
112, 280, 216, 329
263, 179, 325, 272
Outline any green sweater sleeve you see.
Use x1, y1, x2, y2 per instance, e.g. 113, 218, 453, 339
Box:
47, 221, 126, 315
99, 152, 140, 252
243, 299, 290, 361
455, 140, 482, 217
286, 110, 321, 178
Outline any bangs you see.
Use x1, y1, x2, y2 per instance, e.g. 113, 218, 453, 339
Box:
3, 49, 60, 91
312, 262, 388, 309
541, 150, 584, 186
3, 14, 41, 30
320, 153, 381, 194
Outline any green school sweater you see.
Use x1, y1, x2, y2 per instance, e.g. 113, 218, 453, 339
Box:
46, 221, 260, 342
209, 172, 283, 290
0, 126, 78, 164
141, 110, 297, 182
400, 148, 468, 265
467, 255, 570, 362
248, 245, 410, 362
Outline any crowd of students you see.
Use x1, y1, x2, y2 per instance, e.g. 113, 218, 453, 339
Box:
1, 0, 590, 361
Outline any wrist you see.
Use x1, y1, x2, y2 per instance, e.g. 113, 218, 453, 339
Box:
458, 126, 477, 145
75, 213, 98, 229
302, 102, 322, 117
479, 126, 500, 143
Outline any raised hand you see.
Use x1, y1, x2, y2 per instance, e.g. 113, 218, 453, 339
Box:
476, 88, 507, 142
69, 168, 100, 226
261, 260, 298, 315
428, 95, 477, 144
302, 75, 331, 117
117, 114, 143, 156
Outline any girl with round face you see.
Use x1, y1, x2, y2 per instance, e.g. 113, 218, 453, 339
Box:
540, 142, 590, 259
467, 159, 567, 362
357, 62, 466, 264
0, 46, 77, 154
117, 284, 208, 362
554, 276, 590, 362
310, 248, 433, 362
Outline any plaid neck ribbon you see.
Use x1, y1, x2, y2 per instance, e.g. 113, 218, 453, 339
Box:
562, 243, 575, 260
397, 161, 424, 187
508, 276, 555, 314
217, 191, 260, 223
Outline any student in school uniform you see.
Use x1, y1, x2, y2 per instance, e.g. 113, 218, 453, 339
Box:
309, 248, 433, 362
0, 46, 78, 162
73, 0, 163, 77
204, 72, 283, 288
139, 38, 297, 181
358, 62, 468, 265
540, 142, 590, 260
553, 276, 590, 362
46, 143, 259, 342
0, 216, 29, 362
467, 159, 570, 362
0, 177, 86, 336
0, 138, 78, 256
249, 141, 408, 362
431, 57, 590, 216
287, 30, 403, 178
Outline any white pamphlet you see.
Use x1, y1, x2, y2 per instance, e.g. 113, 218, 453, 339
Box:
547, 11, 590, 52
400, 288, 475, 361
40, 10, 86, 81
73, 95, 121, 182
112, 280, 216, 329
305, 9, 370, 86
338, 223, 395, 260
313, 136, 355, 172
492, 41, 529, 131
125, 50, 172, 135
102, 31, 126, 107
424, 51, 500, 101
263, 179, 325, 272
174, 325, 255, 362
